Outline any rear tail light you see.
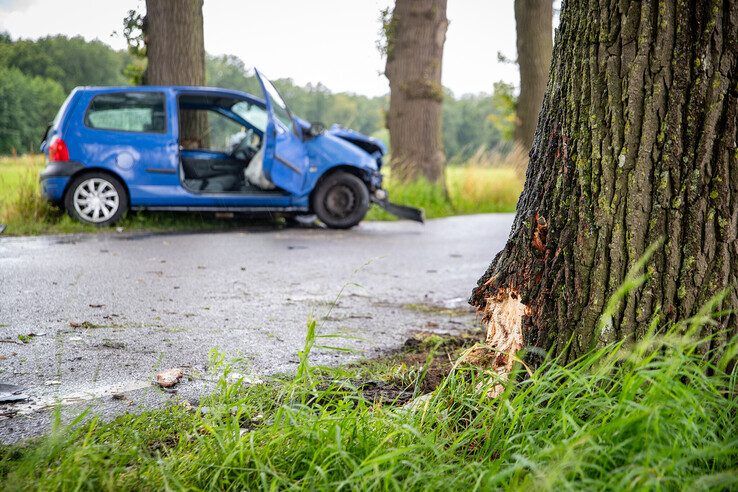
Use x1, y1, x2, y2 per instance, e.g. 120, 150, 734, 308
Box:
48, 136, 70, 162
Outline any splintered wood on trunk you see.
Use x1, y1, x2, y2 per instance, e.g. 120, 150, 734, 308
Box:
471, 0, 738, 366
145, 0, 207, 145
384, 0, 448, 185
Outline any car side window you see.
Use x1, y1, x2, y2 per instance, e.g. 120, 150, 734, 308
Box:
85, 92, 166, 133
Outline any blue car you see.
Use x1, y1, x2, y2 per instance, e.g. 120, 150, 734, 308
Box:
40, 70, 422, 229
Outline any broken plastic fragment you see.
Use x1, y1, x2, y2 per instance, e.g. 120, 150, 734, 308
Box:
155, 368, 184, 388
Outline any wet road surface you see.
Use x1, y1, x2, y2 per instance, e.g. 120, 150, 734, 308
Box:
0, 214, 513, 442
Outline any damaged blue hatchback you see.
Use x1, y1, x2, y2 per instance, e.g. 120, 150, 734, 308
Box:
40, 70, 422, 229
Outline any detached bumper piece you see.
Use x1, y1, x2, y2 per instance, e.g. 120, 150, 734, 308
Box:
372, 193, 424, 223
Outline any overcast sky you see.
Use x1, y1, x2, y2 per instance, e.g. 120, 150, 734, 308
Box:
0, 0, 520, 97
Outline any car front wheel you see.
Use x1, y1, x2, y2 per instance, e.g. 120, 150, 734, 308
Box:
64, 173, 128, 226
312, 171, 370, 229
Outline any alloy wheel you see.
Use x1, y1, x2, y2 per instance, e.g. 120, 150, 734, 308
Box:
72, 177, 120, 223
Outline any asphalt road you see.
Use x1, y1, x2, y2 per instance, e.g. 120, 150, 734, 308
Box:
0, 214, 513, 443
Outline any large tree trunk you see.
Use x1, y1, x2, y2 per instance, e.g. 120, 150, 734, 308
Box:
384, 0, 448, 184
514, 0, 553, 149
145, 0, 206, 144
471, 0, 738, 372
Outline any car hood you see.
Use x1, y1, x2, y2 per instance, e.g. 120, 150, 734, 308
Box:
326, 124, 387, 156
303, 129, 379, 172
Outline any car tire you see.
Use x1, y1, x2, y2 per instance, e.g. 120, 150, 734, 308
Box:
64, 172, 128, 226
312, 171, 370, 229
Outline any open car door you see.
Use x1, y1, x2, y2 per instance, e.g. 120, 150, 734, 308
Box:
255, 70, 309, 194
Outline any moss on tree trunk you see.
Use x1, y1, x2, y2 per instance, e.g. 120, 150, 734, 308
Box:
471, 0, 738, 367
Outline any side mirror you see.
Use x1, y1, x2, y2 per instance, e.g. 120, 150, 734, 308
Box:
308, 121, 325, 138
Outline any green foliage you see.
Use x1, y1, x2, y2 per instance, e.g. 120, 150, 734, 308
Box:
121, 9, 146, 58
1, 314, 735, 490
0, 67, 65, 154
206, 55, 386, 137
0, 34, 129, 93
377, 6, 396, 61
443, 82, 517, 160
0, 33, 134, 154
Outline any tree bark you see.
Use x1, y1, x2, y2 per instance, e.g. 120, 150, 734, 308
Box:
514, 0, 553, 149
384, 0, 448, 184
144, 0, 205, 86
145, 0, 206, 144
471, 0, 738, 371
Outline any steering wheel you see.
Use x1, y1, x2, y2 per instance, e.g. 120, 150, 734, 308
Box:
232, 129, 259, 161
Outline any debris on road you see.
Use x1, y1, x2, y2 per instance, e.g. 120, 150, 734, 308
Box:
89, 304, 105, 308
17, 332, 44, 344
69, 321, 101, 329
156, 368, 184, 388
101, 339, 125, 349
0, 383, 28, 403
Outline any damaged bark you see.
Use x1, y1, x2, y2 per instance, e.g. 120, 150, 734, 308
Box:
471, 0, 738, 365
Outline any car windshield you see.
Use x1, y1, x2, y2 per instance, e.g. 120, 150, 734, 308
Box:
259, 73, 294, 132
231, 101, 268, 133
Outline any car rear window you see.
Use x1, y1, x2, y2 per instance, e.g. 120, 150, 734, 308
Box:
85, 92, 166, 133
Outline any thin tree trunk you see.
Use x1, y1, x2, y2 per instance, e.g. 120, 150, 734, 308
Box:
145, 0, 206, 144
514, 0, 553, 149
470, 0, 738, 373
384, 0, 448, 185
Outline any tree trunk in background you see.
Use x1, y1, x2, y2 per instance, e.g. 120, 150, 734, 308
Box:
145, 0, 205, 144
470, 0, 737, 372
514, 0, 552, 150
385, 0, 448, 184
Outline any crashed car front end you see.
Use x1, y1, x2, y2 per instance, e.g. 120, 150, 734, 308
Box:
326, 124, 424, 223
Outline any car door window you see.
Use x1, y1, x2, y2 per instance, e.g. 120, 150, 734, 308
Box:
179, 108, 248, 153
85, 92, 166, 133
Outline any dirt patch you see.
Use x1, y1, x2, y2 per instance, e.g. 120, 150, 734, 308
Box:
400, 302, 474, 317
352, 329, 483, 405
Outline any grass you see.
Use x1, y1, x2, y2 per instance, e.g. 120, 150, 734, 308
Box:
0, 155, 271, 236
0, 153, 524, 236
1, 318, 736, 490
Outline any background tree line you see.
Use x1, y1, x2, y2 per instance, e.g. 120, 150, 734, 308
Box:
0, 32, 516, 159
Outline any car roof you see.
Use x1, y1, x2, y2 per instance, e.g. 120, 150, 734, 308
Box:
74, 85, 265, 105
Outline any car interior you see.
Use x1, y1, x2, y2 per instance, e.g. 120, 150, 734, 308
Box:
177, 94, 277, 194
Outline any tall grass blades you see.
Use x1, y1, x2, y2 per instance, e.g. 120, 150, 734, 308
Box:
2, 316, 735, 490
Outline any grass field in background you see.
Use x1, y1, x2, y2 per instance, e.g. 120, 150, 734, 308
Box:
0, 154, 524, 236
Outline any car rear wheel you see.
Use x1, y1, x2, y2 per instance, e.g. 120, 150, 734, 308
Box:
312, 171, 369, 229
64, 173, 128, 226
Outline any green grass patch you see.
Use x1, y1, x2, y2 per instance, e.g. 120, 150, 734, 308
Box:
0, 155, 522, 236
1, 321, 736, 490
366, 166, 523, 221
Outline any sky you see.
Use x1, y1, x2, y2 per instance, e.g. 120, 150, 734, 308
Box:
0, 0, 520, 97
